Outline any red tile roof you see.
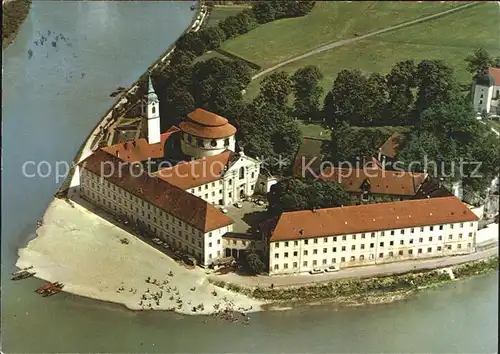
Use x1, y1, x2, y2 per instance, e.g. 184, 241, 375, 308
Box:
489, 67, 500, 85
270, 197, 479, 242
155, 150, 236, 190
79, 149, 234, 233
188, 108, 229, 127
103, 126, 180, 163
318, 168, 427, 196
179, 109, 236, 139
378, 132, 405, 159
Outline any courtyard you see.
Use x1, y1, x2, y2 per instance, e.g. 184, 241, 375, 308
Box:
223, 198, 271, 234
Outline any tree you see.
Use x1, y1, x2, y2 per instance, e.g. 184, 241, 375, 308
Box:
241, 245, 265, 274
255, 71, 292, 107
413, 60, 458, 119
175, 32, 206, 56
168, 49, 196, 68
252, 1, 276, 23
291, 65, 324, 120
465, 47, 492, 76
199, 26, 225, 51
385, 60, 416, 125
267, 177, 350, 214
218, 15, 241, 38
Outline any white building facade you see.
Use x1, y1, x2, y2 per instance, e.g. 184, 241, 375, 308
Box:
79, 150, 234, 267
472, 67, 500, 116
265, 197, 479, 275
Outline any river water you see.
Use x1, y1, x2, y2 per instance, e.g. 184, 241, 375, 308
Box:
1, 2, 498, 353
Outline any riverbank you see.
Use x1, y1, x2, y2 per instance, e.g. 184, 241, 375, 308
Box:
16, 196, 264, 316
210, 256, 499, 310
2, 0, 31, 49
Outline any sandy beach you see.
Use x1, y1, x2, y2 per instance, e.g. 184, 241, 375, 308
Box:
16, 197, 264, 316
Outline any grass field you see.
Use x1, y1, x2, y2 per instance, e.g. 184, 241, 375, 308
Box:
298, 121, 331, 140
243, 2, 500, 102
221, 1, 468, 68
204, 5, 250, 28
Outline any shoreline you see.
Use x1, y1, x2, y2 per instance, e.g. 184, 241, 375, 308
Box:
2, 0, 32, 49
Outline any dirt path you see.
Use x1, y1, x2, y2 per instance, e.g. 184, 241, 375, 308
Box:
251, 2, 481, 81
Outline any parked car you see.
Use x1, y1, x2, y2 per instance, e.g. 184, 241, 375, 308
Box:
152, 238, 162, 245
324, 265, 339, 273
220, 207, 229, 214
234, 202, 243, 208
309, 268, 323, 275
256, 200, 264, 206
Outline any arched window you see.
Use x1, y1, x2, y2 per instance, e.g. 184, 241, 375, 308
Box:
224, 138, 230, 147
151, 105, 156, 114
197, 138, 204, 147
239, 166, 244, 179
210, 139, 217, 147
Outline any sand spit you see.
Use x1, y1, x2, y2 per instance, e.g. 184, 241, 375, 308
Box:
16, 198, 264, 316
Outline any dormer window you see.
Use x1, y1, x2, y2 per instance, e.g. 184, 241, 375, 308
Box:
197, 138, 204, 147
224, 138, 230, 147
210, 139, 217, 147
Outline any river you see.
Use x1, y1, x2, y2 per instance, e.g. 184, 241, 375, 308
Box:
1, 2, 498, 353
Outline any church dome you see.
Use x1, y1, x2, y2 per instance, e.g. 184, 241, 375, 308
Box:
179, 108, 237, 139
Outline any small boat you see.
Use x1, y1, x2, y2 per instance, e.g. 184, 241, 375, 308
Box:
11, 270, 36, 281
40, 282, 64, 297
12, 266, 33, 275
190, 1, 196, 11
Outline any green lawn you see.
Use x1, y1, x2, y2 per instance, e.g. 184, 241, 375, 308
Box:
204, 5, 250, 28
243, 2, 500, 102
298, 121, 331, 140
221, 1, 468, 68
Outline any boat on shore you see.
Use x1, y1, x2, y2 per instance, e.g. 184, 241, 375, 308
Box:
36, 282, 64, 297
11, 269, 36, 281
190, 1, 196, 11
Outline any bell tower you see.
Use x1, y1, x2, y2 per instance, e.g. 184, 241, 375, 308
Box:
146, 76, 160, 144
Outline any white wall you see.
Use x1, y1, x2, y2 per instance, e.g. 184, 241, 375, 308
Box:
180, 133, 236, 158
268, 221, 478, 275
473, 84, 494, 113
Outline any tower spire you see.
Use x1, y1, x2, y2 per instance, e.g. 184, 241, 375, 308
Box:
145, 75, 160, 144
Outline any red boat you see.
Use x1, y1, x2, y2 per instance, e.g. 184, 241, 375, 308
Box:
36, 282, 64, 296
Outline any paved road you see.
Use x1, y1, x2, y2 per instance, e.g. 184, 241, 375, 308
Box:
211, 244, 498, 288
251, 2, 480, 81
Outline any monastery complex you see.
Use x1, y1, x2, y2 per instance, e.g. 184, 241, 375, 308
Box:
78, 78, 482, 273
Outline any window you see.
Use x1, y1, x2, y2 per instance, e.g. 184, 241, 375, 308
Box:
468, 232, 473, 237
400, 240, 404, 245
224, 138, 230, 147
332, 258, 337, 264
427, 247, 432, 253
341, 257, 345, 262
420, 227, 424, 232
228, 179, 232, 186
449, 234, 453, 240
284, 263, 288, 269
208, 242, 212, 247
293, 262, 298, 268
350, 256, 355, 261
313, 249, 318, 254
409, 239, 414, 244
217, 239, 221, 245
460, 223, 464, 228
359, 255, 365, 261
274, 264, 279, 270
304, 240, 309, 245
429, 237, 433, 242
210, 139, 217, 147
419, 237, 423, 243
303, 261, 308, 266
418, 248, 422, 254
399, 250, 403, 256
389, 241, 394, 246
313, 260, 317, 266
380, 242, 384, 247
437, 246, 442, 251
439, 225, 443, 230
251, 172, 255, 179
450, 224, 454, 229
361, 233, 366, 239
389, 252, 393, 257
457, 244, 462, 249
370, 243, 374, 249
467, 243, 471, 248
378, 232, 383, 237
361, 244, 365, 250
323, 259, 327, 265
285, 241, 289, 247
275, 243, 279, 248
197, 138, 204, 147
314, 239, 318, 244
232, 240, 237, 245
274, 253, 279, 259
333, 237, 337, 242
408, 250, 413, 255
470, 222, 474, 227
332, 247, 337, 252
390, 230, 395, 236
294, 241, 298, 246
351, 245, 356, 251
447, 245, 452, 250
304, 250, 308, 256
342, 236, 346, 241
438, 236, 442, 241
341, 246, 346, 251
293, 251, 298, 257
400, 229, 405, 235
459, 233, 463, 239
284, 252, 289, 258
411, 228, 415, 233
239, 167, 244, 179
323, 248, 327, 253
379, 253, 384, 258
352, 235, 356, 240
